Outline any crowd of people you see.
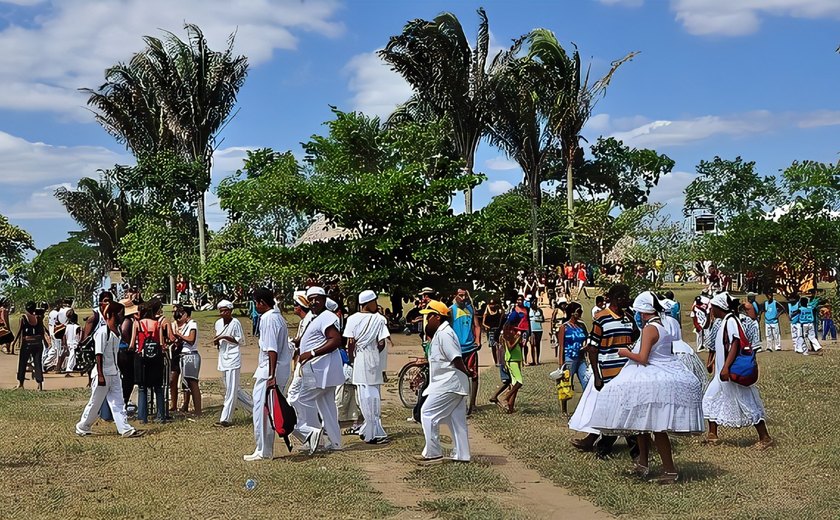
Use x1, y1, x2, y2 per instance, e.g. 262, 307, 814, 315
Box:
1, 270, 834, 483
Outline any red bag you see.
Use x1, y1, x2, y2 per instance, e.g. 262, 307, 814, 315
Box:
265, 384, 297, 452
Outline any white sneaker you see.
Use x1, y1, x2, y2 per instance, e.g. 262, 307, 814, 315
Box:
75, 428, 92, 437
243, 452, 269, 461
308, 428, 323, 455
121, 429, 144, 438
323, 443, 343, 452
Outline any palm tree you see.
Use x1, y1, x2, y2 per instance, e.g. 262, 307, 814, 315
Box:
485, 48, 561, 264
380, 9, 492, 213
527, 30, 637, 258
82, 23, 248, 264
54, 175, 134, 268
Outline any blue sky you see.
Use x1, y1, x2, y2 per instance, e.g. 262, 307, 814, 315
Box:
2, 0, 839, 249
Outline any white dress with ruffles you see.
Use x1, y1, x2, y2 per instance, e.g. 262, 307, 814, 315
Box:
702, 316, 766, 428
586, 321, 705, 435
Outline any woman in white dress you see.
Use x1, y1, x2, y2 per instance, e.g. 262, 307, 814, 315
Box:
658, 298, 708, 388
588, 292, 704, 483
702, 292, 773, 448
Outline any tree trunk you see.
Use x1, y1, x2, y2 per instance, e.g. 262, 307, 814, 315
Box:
464, 157, 475, 214
197, 193, 207, 265
566, 159, 575, 261
169, 273, 176, 305
531, 196, 539, 265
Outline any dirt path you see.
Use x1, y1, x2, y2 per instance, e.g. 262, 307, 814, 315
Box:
469, 426, 607, 519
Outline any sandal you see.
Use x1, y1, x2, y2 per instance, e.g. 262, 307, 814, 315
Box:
702, 436, 722, 445
570, 438, 595, 452
650, 472, 679, 485
628, 463, 649, 478
754, 439, 775, 450
495, 400, 508, 413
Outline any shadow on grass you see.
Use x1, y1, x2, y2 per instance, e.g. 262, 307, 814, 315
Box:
676, 460, 726, 482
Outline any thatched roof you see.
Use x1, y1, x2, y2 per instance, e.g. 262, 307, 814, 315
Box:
293, 215, 353, 247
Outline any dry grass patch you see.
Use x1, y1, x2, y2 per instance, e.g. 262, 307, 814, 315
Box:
472, 347, 840, 519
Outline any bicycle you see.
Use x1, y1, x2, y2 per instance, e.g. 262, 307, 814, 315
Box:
397, 356, 429, 408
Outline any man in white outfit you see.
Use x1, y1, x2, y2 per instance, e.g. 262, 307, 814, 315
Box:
416, 300, 471, 464
214, 299, 252, 427
344, 290, 390, 444
75, 301, 142, 438
245, 288, 292, 461
290, 286, 344, 455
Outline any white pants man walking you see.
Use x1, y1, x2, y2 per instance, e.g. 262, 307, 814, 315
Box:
791, 323, 804, 353
801, 323, 822, 354
765, 323, 781, 352
76, 373, 136, 436
221, 369, 253, 423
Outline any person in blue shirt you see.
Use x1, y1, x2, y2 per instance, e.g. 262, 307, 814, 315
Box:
450, 287, 482, 415
762, 293, 784, 352
788, 296, 804, 353
664, 291, 681, 325
798, 296, 823, 355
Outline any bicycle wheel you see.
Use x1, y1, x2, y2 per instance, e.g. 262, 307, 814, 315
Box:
398, 363, 424, 409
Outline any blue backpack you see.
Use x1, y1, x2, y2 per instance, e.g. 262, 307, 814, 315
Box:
724, 315, 758, 386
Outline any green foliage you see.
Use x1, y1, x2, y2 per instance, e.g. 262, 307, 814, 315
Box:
54, 175, 134, 267
683, 156, 780, 221
624, 206, 696, 289
0, 214, 34, 277
115, 152, 206, 211
118, 213, 199, 294
781, 160, 840, 211
215, 149, 310, 245
572, 198, 658, 265
573, 137, 674, 209
5, 236, 104, 306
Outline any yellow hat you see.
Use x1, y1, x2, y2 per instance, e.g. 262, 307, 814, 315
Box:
419, 300, 450, 317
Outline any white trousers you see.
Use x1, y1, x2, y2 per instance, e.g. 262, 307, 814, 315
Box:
219, 369, 253, 423
695, 330, 704, 351
421, 392, 470, 461
251, 371, 289, 458
76, 373, 134, 435
43, 336, 59, 369
765, 323, 781, 351
791, 324, 804, 353
64, 344, 78, 373
356, 384, 386, 441
290, 375, 341, 449
801, 323, 822, 352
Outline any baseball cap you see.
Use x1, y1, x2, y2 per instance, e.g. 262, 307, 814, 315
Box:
419, 300, 450, 317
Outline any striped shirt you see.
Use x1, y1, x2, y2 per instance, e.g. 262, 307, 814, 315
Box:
589, 307, 636, 383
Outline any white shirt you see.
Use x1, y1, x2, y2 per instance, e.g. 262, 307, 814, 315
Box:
295, 312, 314, 340
343, 312, 390, 385
58, 307, 70, 325
65, 323, 80, 348
48, 309, 59, 334
179, 319, 199, 353
255, 309, 291, 380
215, 317, 244, 371
423, 322, 469, 396
591, 305, 606, 319
299, 310, 344, 389
93, 324, 120, 377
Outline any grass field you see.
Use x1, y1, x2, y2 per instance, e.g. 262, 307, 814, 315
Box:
1, 284, 838, 519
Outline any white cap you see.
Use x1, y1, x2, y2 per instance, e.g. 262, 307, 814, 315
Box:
358, 290, 377, 305
217, 299, 234, 310
306, 286, 326, 298
658, 298, 674, 312
293, 290, 309, 308
631, 291, 658, 314
326, 298, 338, 312
710, 292, 731, 311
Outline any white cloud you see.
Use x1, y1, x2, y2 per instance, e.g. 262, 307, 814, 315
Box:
3, 183, 73, 220
607, 110, 840, 148
0, 130, 126, 186
344, 51, 412, 120
0, 0, 344, 117
485, 156, 520, 171
598, 0, 840, 36
211, 146, 252, 181
647, 170, 695, 210
487, 180, 515, 195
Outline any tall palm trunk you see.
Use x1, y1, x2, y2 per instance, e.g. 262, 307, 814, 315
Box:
464, 156, 475, 214
566, 159, 574, 261
197, 194, 207, 264
530, 196, 539, 265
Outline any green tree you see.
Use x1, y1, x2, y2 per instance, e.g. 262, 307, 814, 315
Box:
215, 149, 310, 245
485, 50, 561, 264
6, 236, 104, 305
0, 214, 34, 279
54, 175, 134, 268
83, 23, 249, 264
295, 110, 482, 294
573, 137, 673, 209
527, 29, 637, 256
380, 8, 492, 213
572, 198, 658, 265
683, 156, 780, 222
